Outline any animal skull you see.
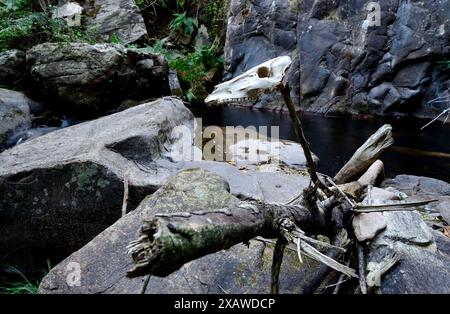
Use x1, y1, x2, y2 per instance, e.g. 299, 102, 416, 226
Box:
205, 56, 292, 104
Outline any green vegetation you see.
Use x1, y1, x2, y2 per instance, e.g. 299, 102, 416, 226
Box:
0, 260, 51, 294
169, 12, 197, 36
135, 38, 223, 101
204, 0, 227, 40
170, 39, 223, 100
437, 60, 450, 71
135, 0, 186, 15
0, 0, 97, 52
1, 0, 226, 101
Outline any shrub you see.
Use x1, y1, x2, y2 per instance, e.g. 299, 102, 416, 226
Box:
169, 12, 196, 36
0, 0, 97, 52
169, 38, 223, 100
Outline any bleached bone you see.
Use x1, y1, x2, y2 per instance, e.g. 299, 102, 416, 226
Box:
205, 56, 292, 104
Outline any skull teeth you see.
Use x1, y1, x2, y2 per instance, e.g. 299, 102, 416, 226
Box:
217, 97, 257, 104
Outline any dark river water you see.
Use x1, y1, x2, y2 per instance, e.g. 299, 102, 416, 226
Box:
191, 105, 450, 183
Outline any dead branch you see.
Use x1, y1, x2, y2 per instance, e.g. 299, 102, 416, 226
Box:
281, 83, 327, 193
127, 201, 327, 278
271, 238, 286, 294
356, 242, 368, 294
357, 160, 384, 186
334, 125, 394, 184
122, 173, 129, 217
353, 199, 438, 213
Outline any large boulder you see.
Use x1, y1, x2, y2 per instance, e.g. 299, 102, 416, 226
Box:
382, 175, 450, 199
223, 0, 450, 118
56, 0, 148, 44
0, 94, 315, 273
0, 89, 33, 149
27, 43, 170, 117
364, 175, 450, 293
0, 50, 26, 87
367, 211, 450, 294
39, 168, 321, 294
0, 97, 193, 271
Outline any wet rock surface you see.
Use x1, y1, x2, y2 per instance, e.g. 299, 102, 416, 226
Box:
0, 89, 34, 149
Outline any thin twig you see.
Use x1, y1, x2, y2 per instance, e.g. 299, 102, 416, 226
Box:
281, 83, 329, 194
325, 176, 357, 208
271, 238, 286, 294
421, 108, 450, 130
122, 172, 129, 217
333, 261, 352, 294
356, 242, 368, 294
140, 274, 151, 294
353, 199, 438, 213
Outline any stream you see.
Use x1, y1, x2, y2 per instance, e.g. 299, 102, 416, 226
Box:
191, 105, 450, 183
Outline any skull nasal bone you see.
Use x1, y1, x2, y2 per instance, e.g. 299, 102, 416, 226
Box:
257, 66, 271, 78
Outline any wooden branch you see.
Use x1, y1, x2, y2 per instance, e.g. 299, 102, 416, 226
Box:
299, 229, 351, 294
127, 201, 327, 278
281, 83, 324, 190
357, 160, 384, 186
271, 238, 286, 294
334, 125, 394, 184
121, 173, 129, 217
333, 160, 385, 201
356, 243, 368, 294
353, 199, 438, 213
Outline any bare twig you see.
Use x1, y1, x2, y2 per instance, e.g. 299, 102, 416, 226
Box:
140, 274, 151, 294
353, 199, 438, 213
421, 108, 450, 130
122, 172, 129, 217
280, 220, 357, 279
356, 242, 368, 294
281, 83, 328, 193
271, 238, 286, 294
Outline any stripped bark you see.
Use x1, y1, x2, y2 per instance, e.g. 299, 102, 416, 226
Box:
334, 125, 394, 184
334, 160, 385, 200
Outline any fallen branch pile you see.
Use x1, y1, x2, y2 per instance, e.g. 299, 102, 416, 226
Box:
126, 66, 433, 294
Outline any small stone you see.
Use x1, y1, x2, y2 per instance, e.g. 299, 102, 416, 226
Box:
352, 212, 388, 242
438, 200, 450, 225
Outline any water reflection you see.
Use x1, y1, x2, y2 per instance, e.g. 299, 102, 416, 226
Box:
191, 105, 450, 183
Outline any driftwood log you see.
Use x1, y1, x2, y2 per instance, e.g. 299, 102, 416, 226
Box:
127, 202, 327, 278
333, 125, 394, 184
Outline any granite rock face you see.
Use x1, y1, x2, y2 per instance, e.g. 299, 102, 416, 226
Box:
0, 89, 33, 149
27, 43, 170, 117
365, 175, 450, 293
0, 97, 193, 271
57, 0, 148, 44
223, 0, 450, 118
0, 50, 26, 87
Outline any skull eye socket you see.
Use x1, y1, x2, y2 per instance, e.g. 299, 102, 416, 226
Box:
257, 66, 270, 78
